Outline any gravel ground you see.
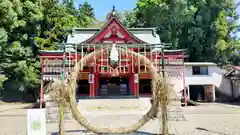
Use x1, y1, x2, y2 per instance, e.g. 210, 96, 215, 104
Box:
0, 103, 240, 135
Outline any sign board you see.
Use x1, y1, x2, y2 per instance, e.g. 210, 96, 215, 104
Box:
134, 74, 139, 83
27, 109, 46, 135
89, 74, 94, 84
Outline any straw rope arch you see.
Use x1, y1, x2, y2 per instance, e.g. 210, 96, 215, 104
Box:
48, 46, 172, 134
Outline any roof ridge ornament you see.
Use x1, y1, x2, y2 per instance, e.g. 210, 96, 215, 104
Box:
112, 5, 116, 16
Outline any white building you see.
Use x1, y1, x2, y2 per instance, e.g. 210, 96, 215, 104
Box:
171, 62, 239, 102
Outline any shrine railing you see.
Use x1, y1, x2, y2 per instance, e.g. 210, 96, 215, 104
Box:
40, 44, 186, 80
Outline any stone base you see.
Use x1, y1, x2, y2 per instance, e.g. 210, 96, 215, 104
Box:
157, 99, 186, 121
45, 100, 72, 122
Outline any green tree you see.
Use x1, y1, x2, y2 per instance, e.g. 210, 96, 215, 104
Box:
75, 1, 95, 27
34, 0, 79, 50
0, 0, 43, 100
0, 0, 95, 101
124, 0, 240, 66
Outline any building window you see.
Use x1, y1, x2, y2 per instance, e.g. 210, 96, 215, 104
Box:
192, 66, 208, 75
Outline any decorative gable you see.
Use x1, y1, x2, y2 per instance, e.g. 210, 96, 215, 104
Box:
82, 9, 146, 44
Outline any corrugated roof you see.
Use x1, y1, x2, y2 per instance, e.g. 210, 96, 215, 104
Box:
134, 34, 160, 44
184, 62, 217, 66
67, 33, 94, 44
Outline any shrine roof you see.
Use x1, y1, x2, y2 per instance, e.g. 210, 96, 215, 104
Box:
67, 7, 161, 45
67, 27, 160, 44
40, 8, 187, 54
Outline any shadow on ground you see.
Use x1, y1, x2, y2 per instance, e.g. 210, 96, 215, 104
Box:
51, 130, 175, 135
217, 102, 240, 107
196, 127, 228, 135
0, 114, 25, 117
0, 103, 34, 113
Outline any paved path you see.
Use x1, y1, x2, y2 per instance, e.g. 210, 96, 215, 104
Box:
0, 103, 240, 135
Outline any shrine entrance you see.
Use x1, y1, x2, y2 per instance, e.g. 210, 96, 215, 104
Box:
40, 44, 186, 99
99, 76, 130, 96
40, 7, 187, 102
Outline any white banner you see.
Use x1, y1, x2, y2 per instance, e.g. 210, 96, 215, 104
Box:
134, 73, 139, 83
27, 109, 46, 135
89, 74, 94, 84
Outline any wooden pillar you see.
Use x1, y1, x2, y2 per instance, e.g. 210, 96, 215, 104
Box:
212, 84, 216, 102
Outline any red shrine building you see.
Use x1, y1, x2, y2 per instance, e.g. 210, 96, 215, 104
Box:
40, 9, 186, 98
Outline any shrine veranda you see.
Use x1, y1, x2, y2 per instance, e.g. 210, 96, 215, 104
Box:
39, 9, 187, 104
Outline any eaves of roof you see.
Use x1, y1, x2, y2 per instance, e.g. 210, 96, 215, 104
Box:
73, 27, 157, 31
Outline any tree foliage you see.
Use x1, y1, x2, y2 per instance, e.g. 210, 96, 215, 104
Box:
123, 0, 240, 66
0, 0, 239, 101
0, 0, 95, 101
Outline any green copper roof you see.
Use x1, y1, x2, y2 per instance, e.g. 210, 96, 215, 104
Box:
67, 28, 160, 45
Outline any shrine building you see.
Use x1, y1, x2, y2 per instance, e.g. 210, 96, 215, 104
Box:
40, 8, 187, 98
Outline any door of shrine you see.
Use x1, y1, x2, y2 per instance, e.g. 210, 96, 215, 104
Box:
99, 76, 130, 96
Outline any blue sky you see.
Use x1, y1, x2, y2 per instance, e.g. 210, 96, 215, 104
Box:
77, 0, 240, 24
76, 0, 137, 20
237, 0, 240, 18
78, 0, 240, 20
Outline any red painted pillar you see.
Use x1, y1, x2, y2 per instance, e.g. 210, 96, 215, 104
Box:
134, 66, 139, 97
129, 73, 134, 96
89, 81, 94, 97
129, 65, 139, 97
129, 64, 135, 96
40, 57, 44, 108
94, 71, 99, 97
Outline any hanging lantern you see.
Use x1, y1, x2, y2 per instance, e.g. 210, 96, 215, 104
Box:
109, 44, 119, 66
